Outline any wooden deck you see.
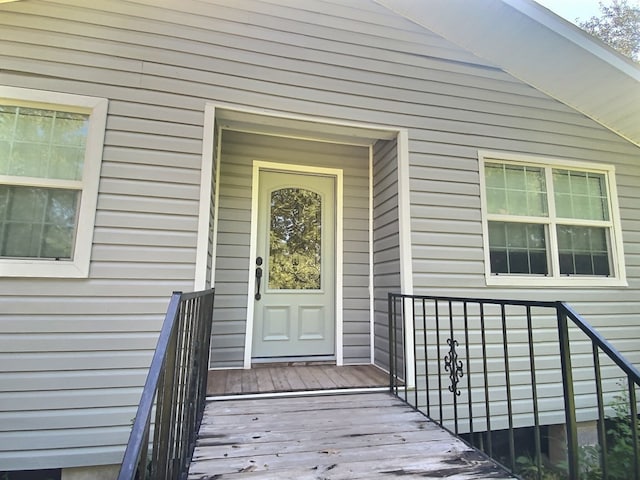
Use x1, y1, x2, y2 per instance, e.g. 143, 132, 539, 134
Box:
207, 365, 389, 396
188, 392, 515, 479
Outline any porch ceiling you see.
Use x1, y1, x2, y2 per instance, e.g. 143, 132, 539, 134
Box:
214, 107, 397, 146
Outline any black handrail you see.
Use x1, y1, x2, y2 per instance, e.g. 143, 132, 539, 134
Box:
118, 288, 214, 480
388, 293, 640, 480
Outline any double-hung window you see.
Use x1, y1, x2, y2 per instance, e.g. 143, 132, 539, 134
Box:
0, 86, 107, 277
479, 151, 626, 286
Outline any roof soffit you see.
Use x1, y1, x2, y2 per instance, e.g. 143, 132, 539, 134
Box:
376, 0, 640, 148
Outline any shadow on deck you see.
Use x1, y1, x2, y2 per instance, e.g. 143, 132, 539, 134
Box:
188, 392, 516, 479
207, 364, 389, 396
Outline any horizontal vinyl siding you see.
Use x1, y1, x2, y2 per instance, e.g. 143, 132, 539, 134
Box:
373, 138, 401, 371
407, 135, 640, 425
212, 130, 370, 367
0, 0, 637, 470
1, 0, 206, 470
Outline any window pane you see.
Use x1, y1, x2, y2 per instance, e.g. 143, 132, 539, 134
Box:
484, 163, 547, 216
0, 141, 9, 172
0, 106, 17, 140
557, 225, 610, 276
1, 106, 88, 181
506, 165, 526, 190
10, 142, 50, 177
15, 108, 54, 142
3, 222, 41, 258
488, 222, 506, 247
553, 169, 609, 221
42, 224, 75, 258
488, 221, 547, 274
268, 188, 322, 290
50, 146, 85, 180
0, 185, 79, 259
53, 112, 88, 147
487, 187, 507, 214
485, 164, 505, 188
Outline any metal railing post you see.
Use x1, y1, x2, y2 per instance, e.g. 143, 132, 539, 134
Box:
557, 303, 579, 480
388, 292, 396, 393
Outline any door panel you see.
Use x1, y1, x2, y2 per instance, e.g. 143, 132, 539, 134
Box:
253, 170, 335, 358
263, 306, 290, 341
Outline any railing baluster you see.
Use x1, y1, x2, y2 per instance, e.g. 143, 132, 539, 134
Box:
173, 303, 190, 479
158, 321, 179, 479
435, 300, 443, 427
173, 302, 188, 477
480, 302, 492, 458
464, 301, 473, 444
422, 298, 430, 418
630, 377, 639, 480
449, 301, 459, 435
396, 297, 404, 403
179, 298, 197, 471
526, 305, 542, 480
593, 343, 608, 479
500, 303, 516, 472
413, 297, 418, 408
138, 417, 150, 480
388, 293, 396, 394
557, 304, 579, 480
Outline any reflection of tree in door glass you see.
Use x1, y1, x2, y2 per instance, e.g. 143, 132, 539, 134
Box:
269, 187, 321, 290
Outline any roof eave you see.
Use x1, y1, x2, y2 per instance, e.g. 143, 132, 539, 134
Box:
376, 0, 640, 148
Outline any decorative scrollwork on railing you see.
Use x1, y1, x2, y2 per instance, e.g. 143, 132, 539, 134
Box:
444, 338, 464, 396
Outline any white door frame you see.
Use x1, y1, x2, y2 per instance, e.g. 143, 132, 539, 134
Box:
245, 161, 343, 367
196, 103, 415, 383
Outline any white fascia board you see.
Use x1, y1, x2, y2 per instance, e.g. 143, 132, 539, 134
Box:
376, 0, 640, 148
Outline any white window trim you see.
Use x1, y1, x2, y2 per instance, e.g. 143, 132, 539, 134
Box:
478, 150, 627, 287
0, 86, 108, 278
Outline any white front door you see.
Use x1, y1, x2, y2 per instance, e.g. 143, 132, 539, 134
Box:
252, 169, 335, 359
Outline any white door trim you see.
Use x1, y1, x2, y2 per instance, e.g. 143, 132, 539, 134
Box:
244, 161, 344, 368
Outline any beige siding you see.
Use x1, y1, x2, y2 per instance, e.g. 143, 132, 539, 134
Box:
212, 130, 370, 367
0, 0, 638, 471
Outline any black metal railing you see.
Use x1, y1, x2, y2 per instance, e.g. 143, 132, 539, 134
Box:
118, 288, 215, 480
388, 293, 640, 480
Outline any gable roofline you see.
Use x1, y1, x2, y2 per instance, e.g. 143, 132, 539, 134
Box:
377, 0, 640, 148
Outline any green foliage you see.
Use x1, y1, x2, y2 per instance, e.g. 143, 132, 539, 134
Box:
557, 444, 602, 480
516, 384, 639, 480
578, 0, 640, 61
599, 387, 639, 479
268, 188, 322, 290
516, 454, 563, 480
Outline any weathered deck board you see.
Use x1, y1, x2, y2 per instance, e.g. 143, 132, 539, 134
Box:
207, 365, 388, 396
188, 392, 515, 479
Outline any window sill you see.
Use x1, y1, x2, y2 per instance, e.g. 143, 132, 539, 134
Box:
0, 258, 89, 278
485, 274, 628, 288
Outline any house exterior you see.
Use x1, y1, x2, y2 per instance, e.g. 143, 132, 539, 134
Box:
0, 0, 638, 478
